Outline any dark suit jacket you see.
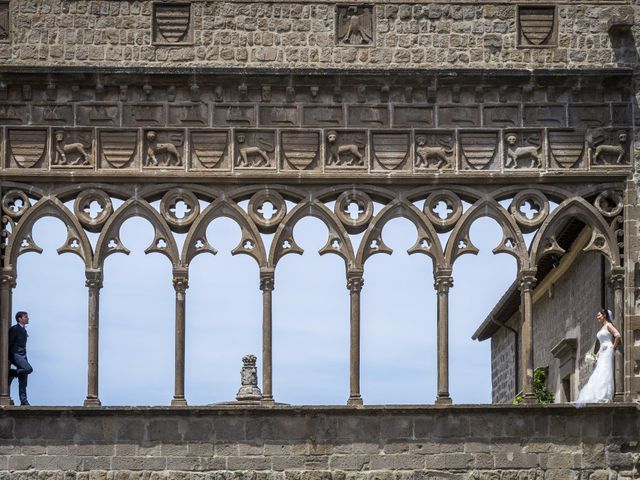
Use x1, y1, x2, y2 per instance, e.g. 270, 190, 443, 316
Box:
8, 324, 27, 357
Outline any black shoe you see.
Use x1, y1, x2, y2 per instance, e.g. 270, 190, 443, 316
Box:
20, 400, 29, 406
8, 369, 17, 378
9, 399, 14, 406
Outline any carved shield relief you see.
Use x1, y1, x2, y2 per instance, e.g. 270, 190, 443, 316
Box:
281, 131, 320, 171
7, 129, 47, 169
548, 130, 585, 169
459, 132, 498, 171
372, 133, 409, 171
99, 130, 138, 169
190, 130, 230, 170
153, 3, 192, 44
518, 6, 556, 47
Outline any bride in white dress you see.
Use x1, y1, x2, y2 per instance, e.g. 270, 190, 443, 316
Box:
575, 309, 621, 405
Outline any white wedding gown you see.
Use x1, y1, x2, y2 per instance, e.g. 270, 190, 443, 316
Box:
575, 326, 615, 405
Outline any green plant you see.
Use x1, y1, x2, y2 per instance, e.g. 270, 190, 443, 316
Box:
512, 368, 555, 404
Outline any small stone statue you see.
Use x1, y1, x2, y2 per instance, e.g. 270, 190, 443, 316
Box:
236, 354, 262, 401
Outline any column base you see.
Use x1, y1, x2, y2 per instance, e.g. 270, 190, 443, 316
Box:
347, 395, 363, 406
83, 397, 102, 407
521, 393, 537, 405
435, 394, 452, 405
261, 395, 275, 405
171, 396, 188, 406
613, 392, 625, 403
0, 395, 11, 407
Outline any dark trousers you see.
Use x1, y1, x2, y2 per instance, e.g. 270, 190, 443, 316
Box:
9, 354, 32, 404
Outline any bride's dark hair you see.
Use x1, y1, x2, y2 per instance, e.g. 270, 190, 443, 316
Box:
599, 309, 613, 324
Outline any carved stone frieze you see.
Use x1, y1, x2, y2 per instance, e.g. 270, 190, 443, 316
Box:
6, 128, 47, 169
325, 130, 367, 169
459, 131, 499, 171
168, 104, 209, 127
53, 129, 94, 168
588, 129, 630, 167
280, 131, 320, 171
98, 130, 139, 170
77, 104, 120, 127
143, 130, 185, 168
0, 73, 632, 179
0, 103, 28, 125
190, 130, 230, 170
235, 131, 276, 169
32, 104, 73, 126
371, 132, 410, 171
503, 131, 544, 170
214, 105, 256, 127
548, 129, 586, 169
414, 132, 455, 171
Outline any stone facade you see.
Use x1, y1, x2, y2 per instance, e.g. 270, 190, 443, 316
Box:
0, 1, 636, 71
0, 406, 636, 478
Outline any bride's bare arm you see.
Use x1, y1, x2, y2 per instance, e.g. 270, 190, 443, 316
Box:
607, 323, 622, 349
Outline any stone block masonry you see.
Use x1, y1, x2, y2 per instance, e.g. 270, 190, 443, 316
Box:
0, 405, 637, 478
0, 1, 637, 71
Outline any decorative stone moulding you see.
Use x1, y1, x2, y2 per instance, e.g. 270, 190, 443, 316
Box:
517, 5, 557, 48
152, 2, 193, 45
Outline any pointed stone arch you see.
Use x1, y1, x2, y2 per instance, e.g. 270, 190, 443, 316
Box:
529, 196, 621, 269
444, 198, 529, 270
268, 200, 354, 270
93, 198, 179, 269
5, 195, 93, 269
355, 199, 444, 271
182, 198, 266, 268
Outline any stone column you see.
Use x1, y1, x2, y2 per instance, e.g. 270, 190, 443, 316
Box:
84, 269, 103, 407
260, 268, 274, 403
347, 269, 364, 406
171, 267, 188, 406
609, 267, 624, 401
434, 268, 453, 405
519, 268, 537, 403
0, 267, 15, 406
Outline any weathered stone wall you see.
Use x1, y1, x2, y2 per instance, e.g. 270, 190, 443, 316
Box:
490, 321, 516, 405
0, 1, 637, 70
0, 406, 637, 479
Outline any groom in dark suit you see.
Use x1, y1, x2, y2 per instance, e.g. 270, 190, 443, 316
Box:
9, 311, 32, 406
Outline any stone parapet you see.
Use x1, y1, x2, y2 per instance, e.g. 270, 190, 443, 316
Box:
0, 405, 637, 478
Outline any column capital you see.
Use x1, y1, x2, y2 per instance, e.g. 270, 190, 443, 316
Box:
85, 269, 103, 290
347, 269, 364, 293
518, 268, 537, 293
260, 268, 275, 292
434, 269, 453, 294
0, 267, 16, 289
172, 267, 189, 293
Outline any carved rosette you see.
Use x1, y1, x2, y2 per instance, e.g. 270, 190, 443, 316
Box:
423, 190, 462, 234
509, 190, 549, 234
248, 190, 286, 234
334, 190, 373, 235
2, 190, 30, 220
74, 189, 113, 233
160, 189, 200, 233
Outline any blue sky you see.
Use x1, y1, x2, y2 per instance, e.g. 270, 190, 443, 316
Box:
12, 208, 516, 406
